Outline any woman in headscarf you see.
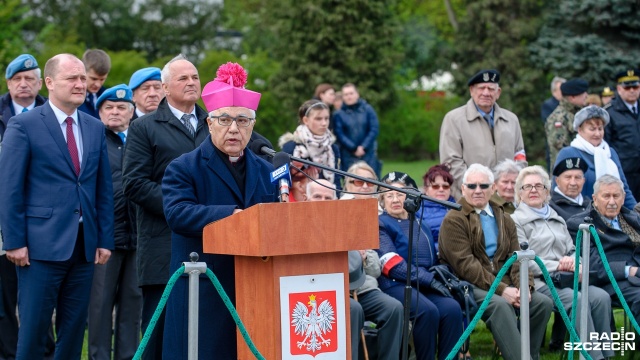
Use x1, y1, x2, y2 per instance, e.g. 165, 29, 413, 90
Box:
555, 105, 636, 209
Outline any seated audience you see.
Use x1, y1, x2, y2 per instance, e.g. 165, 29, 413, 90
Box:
307, 179, 403, 360
555, 105, 636, 209
279, 99, 341, 188
491, 159, 523, 215
377, 171, 463, 360
567, 175, 640, 323
511, 166, 613, 360
550, 157, 590, 220
439, 164, 552, 360
418, 163, 455, 251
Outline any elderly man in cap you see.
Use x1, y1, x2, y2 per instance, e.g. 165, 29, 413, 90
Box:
439, 163, 552, 360
550, 157, 589, 221
567, 175, 640, 322
122, 54, 208, 360
128, 67, 163, 120
605, 68, 640, 201
88, 84, 142, 360
0, 53, 51, 360
161, 61, 277, 359
440, 69, 527, 199
0, 54, 46, 137
545, 78, 589, 166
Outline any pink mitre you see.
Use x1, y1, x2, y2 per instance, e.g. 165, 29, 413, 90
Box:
201, 62, 261, 112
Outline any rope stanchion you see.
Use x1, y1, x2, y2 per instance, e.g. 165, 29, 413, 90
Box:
582, 226, 640, 333
132, 264, 265, 360
133, 265, 185, 360
444, 253, 592, 360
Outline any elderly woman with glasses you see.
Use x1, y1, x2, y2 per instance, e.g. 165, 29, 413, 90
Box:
377, 171, 463, 360
511, 165, 613, 360
279, 99, 341, 188
417, 164, 455, 252
555, 105, 636, 209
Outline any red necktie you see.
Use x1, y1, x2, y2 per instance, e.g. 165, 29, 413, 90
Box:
66, 117, 80, 176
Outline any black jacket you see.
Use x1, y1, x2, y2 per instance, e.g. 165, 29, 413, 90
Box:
605, 97, 640, 178
105, 129, 137, 250
122, 98, 209, 286
549, 191, 590, 222
567, 204, 640, 294
0, 92, 47, 138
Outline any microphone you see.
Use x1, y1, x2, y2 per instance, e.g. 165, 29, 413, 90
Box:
247, 137, 276, 158
270, 152, 292, 202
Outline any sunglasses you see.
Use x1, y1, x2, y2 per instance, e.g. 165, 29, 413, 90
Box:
622, 85, 639, 90
464, 183, 491, 190
349, 179, 375, 187
429, 184, 451, 190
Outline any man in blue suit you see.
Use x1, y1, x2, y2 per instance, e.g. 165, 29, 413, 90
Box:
0, 53, 114, 360
161, 62, 277, 359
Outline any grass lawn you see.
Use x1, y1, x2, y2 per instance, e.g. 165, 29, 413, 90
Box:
380, 158, 439, 184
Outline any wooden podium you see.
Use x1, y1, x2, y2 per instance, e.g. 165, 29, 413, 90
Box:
203, 199, 379, 359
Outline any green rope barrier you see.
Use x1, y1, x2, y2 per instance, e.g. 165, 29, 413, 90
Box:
204, 268, 265, 360
133, 264, 185, 360
444, 253, 592, 360
582, 226, 640, 333
132, 265, 265, 360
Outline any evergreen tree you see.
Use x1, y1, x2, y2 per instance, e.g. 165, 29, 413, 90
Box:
530, 0, 640, 87
269, 0, 401, 118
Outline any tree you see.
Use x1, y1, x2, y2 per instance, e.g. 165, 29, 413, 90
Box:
0, 0, 28, 93
269, 0, 402, 115
21, 0, 222, 62
530, 0, 640, 87
448, 0, 552, 161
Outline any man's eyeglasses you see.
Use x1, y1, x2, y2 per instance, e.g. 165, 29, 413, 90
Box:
521, 184, 547, 192
349, 179, 375, 187
464, 183, 491, 190
210, 115, 255, 127
429, 184, 451, 190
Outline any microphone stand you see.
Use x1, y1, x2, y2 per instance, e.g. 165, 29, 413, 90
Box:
282, 153, 460, 359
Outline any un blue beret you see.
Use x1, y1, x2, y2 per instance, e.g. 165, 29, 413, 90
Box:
615, 69, 640, 86
128, 67, 162, 91
96, 84, 134, 110
467, 69, 500, 86
6, 54, 39, 79
560, 78, 589, 96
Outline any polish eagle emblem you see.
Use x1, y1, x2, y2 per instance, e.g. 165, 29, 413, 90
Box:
291, 294, 336, 353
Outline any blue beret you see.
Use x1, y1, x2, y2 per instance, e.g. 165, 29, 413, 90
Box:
560, 78, 589, 96
6, 54, 39, 79
128, 67, 162, 91
615, 69, 640, 86
96, 84, 134, 110
467, 69, 500, 86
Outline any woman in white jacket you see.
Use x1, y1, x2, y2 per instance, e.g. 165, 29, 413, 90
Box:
511, 165, 613, 360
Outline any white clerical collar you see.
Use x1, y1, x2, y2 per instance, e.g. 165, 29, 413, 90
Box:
554, 187, 583, 205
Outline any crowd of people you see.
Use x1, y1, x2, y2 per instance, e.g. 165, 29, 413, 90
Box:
0, 47, 639, 360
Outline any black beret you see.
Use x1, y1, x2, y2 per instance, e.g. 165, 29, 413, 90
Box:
615, 69, 640, 86
553, 157, 588, 177
560, 78, 589, 96
467, 69, 500, 86
381, 171, 418, 189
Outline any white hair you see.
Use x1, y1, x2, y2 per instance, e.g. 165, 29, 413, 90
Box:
463, 163, 494, 184
493, 159, 523, 183
514, 165, 551, 204
593, 174, 624, 195
306, 179, 336, 199
161, 54, 189, 83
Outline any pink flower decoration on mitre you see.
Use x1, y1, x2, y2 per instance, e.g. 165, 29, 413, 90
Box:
214, 62, 248, 88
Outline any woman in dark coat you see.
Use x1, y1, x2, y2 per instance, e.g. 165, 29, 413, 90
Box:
161, 63, 277, 359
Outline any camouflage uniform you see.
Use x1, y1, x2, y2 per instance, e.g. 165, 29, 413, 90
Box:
545, 98, 582, 166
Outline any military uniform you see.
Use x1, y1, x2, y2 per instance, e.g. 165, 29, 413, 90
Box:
545, 98, 582, 166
